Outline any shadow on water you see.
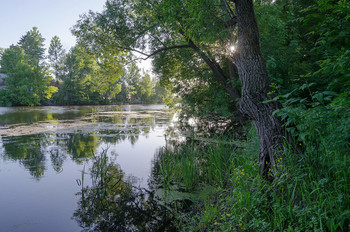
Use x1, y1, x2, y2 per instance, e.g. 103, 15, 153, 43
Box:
73, 150, 177, 232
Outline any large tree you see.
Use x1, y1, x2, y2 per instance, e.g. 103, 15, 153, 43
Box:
91, 48, 125, 102
73, 0, 286, 177
115, 63, 141, 103
139, 73, 154, 103
73, 0, 244, 121
0, 45, 54, 106
48, 36, 66, 80
56, 45, 95, 105
18, 27, 46, 67
231, 0, 285, 176
54, 43, 124, 105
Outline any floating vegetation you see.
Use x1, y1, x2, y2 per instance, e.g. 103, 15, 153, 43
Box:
0, 109, 173, 137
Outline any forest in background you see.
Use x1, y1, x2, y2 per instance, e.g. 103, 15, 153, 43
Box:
0, 28, 171, 106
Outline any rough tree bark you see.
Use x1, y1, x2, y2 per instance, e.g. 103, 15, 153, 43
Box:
232, 0, 285, 178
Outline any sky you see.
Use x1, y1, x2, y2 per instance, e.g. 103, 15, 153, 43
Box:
0, 0, 152, 72
0, 0, 105, 51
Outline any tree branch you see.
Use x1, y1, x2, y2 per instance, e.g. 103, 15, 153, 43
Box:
177, 29, 247, 123
222, 0, 237, 28
115, 44, 191, 60
178, 30, 240, 101
145, 44, 191, 59
224, 17, 237, 28
223, 0, 236, 18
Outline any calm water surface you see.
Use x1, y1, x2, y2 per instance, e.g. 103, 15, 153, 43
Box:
0, 105, 174, 232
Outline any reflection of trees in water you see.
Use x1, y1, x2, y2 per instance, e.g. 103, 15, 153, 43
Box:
140, 117, 154, 135
1, 127, 145, 178
0, 111, 53, 125
166, 113, 244, 143
39, 133, 98, 171
50, 147, 66, 172
2, 134, 47, 179
97, 126, 142, 146
0, 110, 85, 125
65, 134, 100, 164
0, 133, 101, 177
73, 151, 176, 232
0, 111, 174, 179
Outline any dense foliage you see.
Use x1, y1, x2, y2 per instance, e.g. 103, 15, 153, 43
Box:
70, 0, 349, 231
0, 44, 54, 106
158, 0, 349, 230
72, 0, 242, 117
255, 0, 350, 156
0, 28, 169, 106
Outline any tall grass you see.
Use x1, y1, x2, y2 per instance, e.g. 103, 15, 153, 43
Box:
155, 137, 240, 192
155, 125, 350, 231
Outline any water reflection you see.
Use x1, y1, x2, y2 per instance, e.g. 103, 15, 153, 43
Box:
2, 134, 47, 179
66, 134, 99, 163
73, 151, 176, 232
0, 105, 173, 179
0, 105, 175, 231
0, 106, 83, 125
0, 105, 167, 125
49, 143, 67, 172
0, 135, 4, 155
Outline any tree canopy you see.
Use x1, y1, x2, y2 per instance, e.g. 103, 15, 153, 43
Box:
0, 45, 54, 106
48, 36, 66, 80
0, 26, 168, 106
72, 0, 350, 177
18, 27, 46, 67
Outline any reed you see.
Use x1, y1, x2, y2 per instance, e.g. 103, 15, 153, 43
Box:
155, 125, 350, 231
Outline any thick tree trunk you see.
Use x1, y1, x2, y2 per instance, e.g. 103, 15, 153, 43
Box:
233, 0, 285, 178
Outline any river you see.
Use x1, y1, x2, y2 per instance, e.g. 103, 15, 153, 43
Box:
0, 105, 175, 232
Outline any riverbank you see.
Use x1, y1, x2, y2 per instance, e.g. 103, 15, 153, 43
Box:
154, 124, 350, 231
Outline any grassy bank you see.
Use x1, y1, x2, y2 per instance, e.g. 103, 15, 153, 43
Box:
153, 125, 350, 231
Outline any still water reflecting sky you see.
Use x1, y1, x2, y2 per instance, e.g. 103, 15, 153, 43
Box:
0, 105, 174, 232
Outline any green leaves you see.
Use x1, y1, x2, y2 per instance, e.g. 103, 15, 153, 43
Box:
0, 45, 52, 106
18, 27, 46, 67
48, 36, 66, 80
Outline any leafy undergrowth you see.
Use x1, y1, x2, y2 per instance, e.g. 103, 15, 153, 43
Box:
154, 124, 350, 231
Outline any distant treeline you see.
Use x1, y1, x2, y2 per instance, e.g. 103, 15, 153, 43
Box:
0, 27, 172, 106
